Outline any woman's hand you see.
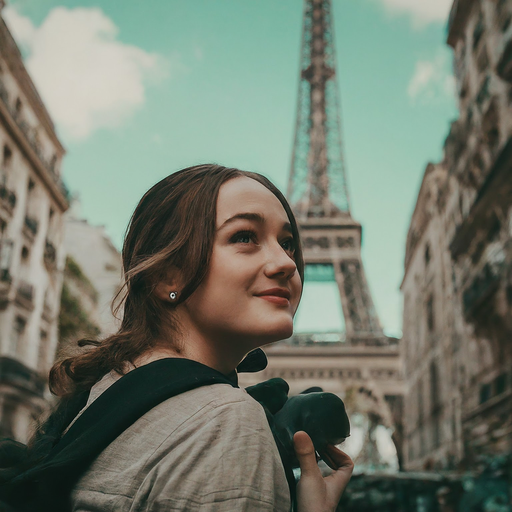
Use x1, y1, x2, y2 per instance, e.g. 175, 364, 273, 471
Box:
294, 431, 353, 512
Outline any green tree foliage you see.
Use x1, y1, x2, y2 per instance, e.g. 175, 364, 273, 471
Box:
65, 256, 98, 302
59, 283, 100, 342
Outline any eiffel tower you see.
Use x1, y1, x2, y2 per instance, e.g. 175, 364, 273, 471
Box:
240, 0, 404, 470
289, 0, 384, 344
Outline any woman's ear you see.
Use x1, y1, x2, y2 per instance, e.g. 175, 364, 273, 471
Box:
153, 269, 183, 303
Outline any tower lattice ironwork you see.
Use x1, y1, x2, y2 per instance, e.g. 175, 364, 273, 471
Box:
289, 0, 385, 342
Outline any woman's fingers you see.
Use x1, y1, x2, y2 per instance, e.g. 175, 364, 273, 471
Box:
324, 445, 354, 502
293, 432, 354, 512
293, 431, 320, 477
325, 444, 354, 470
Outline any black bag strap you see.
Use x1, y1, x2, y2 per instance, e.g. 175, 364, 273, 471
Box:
3, 358, 236, 511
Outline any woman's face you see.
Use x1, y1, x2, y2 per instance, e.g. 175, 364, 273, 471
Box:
182, 176, 302, 357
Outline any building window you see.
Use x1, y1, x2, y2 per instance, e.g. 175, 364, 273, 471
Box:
430, 361, 441, 410
483, 100, 500, 153
433, 415, 441, 449
37, 330, 49, 371
426, 295, 435, 332
21, 245, 30, 261
0, 239, 13, 280
418, 379, 424, 425
480, 383, 492, 404
494, 373, 507, 396
2, 145, 12, 165
10, 316, 26, 356
430, 361, 442, 448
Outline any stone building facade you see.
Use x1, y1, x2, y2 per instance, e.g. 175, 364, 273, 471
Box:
401, 163, 465, 470
402, 0, 512, 470
63, 210, 122, 338
0, 4, 68, 442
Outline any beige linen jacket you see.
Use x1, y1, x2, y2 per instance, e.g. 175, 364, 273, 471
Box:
70, 374, 291, 512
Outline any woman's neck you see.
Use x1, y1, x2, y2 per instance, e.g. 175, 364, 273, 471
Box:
132, 338, 242, 376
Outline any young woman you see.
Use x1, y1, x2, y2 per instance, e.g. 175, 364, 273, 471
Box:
6, 164, 353, 511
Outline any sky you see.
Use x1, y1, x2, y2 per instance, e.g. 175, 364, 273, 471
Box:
3, 0, 458, 337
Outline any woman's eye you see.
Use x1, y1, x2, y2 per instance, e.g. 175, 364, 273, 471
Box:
231, 231, 257, 244
281, 238, 296, 253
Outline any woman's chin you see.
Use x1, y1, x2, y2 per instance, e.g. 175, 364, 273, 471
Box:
263, 322, 294, 344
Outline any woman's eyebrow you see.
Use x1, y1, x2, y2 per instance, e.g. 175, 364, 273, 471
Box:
218, 212, 293, 234
218, 212, 265, 230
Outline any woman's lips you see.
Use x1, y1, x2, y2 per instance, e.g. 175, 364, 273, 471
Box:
257, 295, 290, 306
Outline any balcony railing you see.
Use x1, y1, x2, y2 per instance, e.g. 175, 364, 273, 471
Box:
0, 356, 45, 397
44, 239, 57, 270
0, 267, 11, 310
23, 215, 38, 243
15, 280, 34, 311
281, 332, 398, 347
462, 242, 509, 318
0, 238, 13, 299
450, 138, 512, 259
0, 78, 69, 202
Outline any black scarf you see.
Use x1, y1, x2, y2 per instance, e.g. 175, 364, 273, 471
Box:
0, 358, 237, 512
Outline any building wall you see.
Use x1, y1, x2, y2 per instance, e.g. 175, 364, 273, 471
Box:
447, 0, 512, 463
0, 7, 68, 442
402, 0, 512, 469
401, 165, 467, 470
63, 212, 122, 337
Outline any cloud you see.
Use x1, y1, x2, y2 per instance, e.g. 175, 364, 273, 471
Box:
4, 6, 169, 140
408, 52, 456, 104
375, 0, 452, 27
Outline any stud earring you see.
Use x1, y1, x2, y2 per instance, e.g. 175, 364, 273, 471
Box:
169, 291, 178, 301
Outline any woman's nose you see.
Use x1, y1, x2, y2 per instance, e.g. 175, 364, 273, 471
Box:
264, 244, 297, 280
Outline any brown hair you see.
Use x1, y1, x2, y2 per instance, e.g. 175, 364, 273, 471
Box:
50, 164, 304, 397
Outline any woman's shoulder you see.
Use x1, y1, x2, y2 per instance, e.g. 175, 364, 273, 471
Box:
153, 382, 266, 426
73, 381, 288, 510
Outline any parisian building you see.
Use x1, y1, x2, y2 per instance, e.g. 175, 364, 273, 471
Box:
402, 0, 512, 469
0, 3, 68, 442
63, 207, 122, 338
